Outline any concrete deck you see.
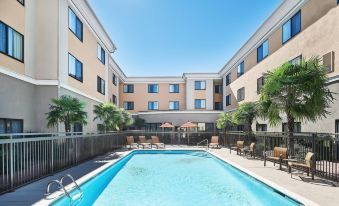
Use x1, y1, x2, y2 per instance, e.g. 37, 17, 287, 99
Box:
0, 147, 338, 206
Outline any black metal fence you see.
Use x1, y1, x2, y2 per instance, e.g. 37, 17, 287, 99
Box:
0, 132, 126, 194
224, 131, 339, 182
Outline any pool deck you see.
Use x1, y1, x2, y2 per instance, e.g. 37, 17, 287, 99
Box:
0, 146, 338, 206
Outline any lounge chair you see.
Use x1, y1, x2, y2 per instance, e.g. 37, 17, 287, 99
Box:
138, 136, 151, 149
244, 142, 256, 158
208, 136, 220, 149
288, 152, 314, 180
151, 136, 165, 149
126, 136, 138, 149
264, 147, 288, 170
236, 141, 244, 155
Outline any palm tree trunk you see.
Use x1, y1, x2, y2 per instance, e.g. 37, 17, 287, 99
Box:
287, 113, 295, 155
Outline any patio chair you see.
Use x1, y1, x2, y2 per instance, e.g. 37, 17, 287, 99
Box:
244, 142, 256, 158
151, 136, 165, 149
288, 152, 314, 180
264, 147, 288, 170
236, 141, 244, 155
138, 136, 151, 149
208, 136, 220, 149
126, 136, 138, 149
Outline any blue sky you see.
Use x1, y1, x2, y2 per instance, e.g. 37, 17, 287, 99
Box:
89, 0, 282, 76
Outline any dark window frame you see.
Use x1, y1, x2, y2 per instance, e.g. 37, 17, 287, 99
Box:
0, 21, 24, 63
226, 73, 231, 86
68, 8, 83, 42
112, 73, 117, 86
123, 84, 134, 93
226, 95, 231, 106
194, 81, 206, 90
124, 101, 134, 110
169, 101, 180, 110
17, 0, 24, 6
97, 43, 105, 64
214, 85, 222, 94
148, 101, 159, 110
97, 76, 105, 95
214, 102, 223, 110
257, 39, 269, 63
237, 87, 245, 102
169, 84, 179, 93
257, 76, 265, 94
237, 61, 244, 77
194, 99, 206, 109
0, 118, 24, 134
112, 94, 117, 104
148, 84, 159, 93
282, 10, 301, 44
68, 53, 83, 82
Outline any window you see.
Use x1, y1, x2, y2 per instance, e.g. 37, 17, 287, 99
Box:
257, 76, 265, 94
68, 8, 83, 41
282, 10, 301, 44
112, 95, 117, 104
148, 101, 159, 110
97, 76, 105, 95
237, 87, 245, 102
226, 95, 231, 106
97, 44, 105, 64
17, 0, 24, 6
290, 55, 302, 65
237, 61, 244, 77
124, 102, 134, 110
169, 84, 179, 93
0, 21, 24, 62
225, 73, 231, 86
257, 40, 269, 62
148, 84, 159, 93
195, 81, 206, 90
0, 118, 23, 134
256, 124, 267, 132
73, 123, 83, 133
197, 123, 206, 131
123, 84, 134, 93
214, 85, 222, 94
68, 53, 83, 82
112, 73, 117, 85
214, 102, 223, 110
169, 101, 179, 110
195, 99, 206, 109
282, 122, 301, 133
323, 51, 334, 73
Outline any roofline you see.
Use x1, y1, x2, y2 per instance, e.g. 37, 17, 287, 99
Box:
218, 0, 307, 76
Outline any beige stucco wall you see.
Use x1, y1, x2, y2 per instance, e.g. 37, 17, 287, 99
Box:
119, 83, 186, 113
0, 0, 25, 74
67, 12, 106, 102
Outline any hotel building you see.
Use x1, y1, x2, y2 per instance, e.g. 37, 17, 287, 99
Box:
0, 0, 338, 134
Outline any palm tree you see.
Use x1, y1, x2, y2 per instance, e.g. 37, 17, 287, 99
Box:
93, 102, 121, 131
233, 102, 259, 133
117, 108, 134, 130
133, 117, 146, 130
46, 95, 87, 132
260, 57, 334, 136
216, 112, 234, 133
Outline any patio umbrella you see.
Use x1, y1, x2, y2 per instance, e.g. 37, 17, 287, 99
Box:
180, 121, 197, 145
160, 122, 175, 144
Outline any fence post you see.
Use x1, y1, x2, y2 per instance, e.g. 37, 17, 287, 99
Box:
312, 133, 316, 175
50, 139, 54, 174
9, 135, 14, 189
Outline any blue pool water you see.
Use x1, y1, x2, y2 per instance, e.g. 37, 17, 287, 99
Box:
51, 150, 301, 206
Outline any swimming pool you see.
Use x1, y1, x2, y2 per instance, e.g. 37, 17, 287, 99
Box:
51, 150, 302, 206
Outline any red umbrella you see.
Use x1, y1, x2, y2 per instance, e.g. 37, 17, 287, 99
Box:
180, 121, 197, 145
160, 122, 174, 128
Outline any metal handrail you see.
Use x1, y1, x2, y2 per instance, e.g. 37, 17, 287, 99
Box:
197, 139, 209, 149
46, 180, 71, 198
60, 174, 82, 194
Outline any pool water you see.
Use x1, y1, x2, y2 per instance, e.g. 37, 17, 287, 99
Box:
51, 150, 301, 206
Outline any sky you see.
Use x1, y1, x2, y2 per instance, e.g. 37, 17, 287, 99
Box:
89, 0, 282, 76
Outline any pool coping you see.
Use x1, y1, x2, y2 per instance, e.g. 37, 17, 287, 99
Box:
34, 148, 318, 206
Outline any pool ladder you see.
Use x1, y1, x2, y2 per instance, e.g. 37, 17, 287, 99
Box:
46, 174, 83, 205
197, 139, 209, 150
